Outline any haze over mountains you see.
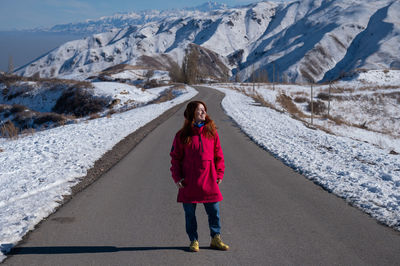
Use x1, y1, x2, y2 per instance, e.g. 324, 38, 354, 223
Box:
16, 0, 400, 83
44, 2, 229, 35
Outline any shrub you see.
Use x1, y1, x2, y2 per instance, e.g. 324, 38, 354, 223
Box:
53, 88, 109, 117
0, 104, 11, 112
14, 110, 36, 128
0, 73, 21, 87
10, 104, 27, 114
5, 83, 35, 100
294, 96, 309, 103
144, 79, 159, 89
307, 100, 327, 115
34, 113, 66, 125
1, 87, 9, 96
317, 92, 330, 100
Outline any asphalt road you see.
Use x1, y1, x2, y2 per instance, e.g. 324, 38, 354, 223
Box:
4, 86, 400, 265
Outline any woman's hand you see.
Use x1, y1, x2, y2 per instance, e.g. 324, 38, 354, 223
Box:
217, 179, 222, 185
176, 179, 185, 188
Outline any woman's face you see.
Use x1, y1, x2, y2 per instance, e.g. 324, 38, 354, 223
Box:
194, 104, 206, 123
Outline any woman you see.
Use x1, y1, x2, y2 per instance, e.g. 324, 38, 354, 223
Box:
170, 100, 229, 252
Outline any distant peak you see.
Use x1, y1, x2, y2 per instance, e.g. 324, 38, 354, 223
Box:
185, 1, 228, 11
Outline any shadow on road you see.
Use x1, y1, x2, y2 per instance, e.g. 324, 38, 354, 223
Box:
8, 246, 191, 255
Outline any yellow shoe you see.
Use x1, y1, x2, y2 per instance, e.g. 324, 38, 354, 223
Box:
189, 240, 199, 252
210, 235, 229, 251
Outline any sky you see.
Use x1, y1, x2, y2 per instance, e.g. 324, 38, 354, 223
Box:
0, 0, 286, 31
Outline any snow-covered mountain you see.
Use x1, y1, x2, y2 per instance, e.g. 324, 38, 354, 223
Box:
16, 0, 400, 83
43, 2, 228, 35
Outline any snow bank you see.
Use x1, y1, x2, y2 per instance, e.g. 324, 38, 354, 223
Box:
212, 85, 400, 233
0, 86, 197, 262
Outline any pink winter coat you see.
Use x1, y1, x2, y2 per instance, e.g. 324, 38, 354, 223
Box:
170, 125, 225, 203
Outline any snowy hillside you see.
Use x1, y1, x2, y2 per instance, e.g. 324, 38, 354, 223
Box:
0, 72, 187, 137
16, 0, 400, 83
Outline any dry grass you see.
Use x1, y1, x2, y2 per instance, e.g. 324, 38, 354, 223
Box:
137, 55, 167, 71
0, 72, 93, 89
228, 83, 399, 142
102, 64, 146, 73
230, 86, 274, 109
321, 84, 397, 94
21, 128, 36, 136
324, 115, 345, 126
277, 93, 306, 118
98, 64, 151, 80
0, 102, 74, 137
1, 121, 19, 139
252, 92, 275, 109
319, 86, 353, 94
124, 99, 135, 105
89, 114, 101, 120
108, 99, 121, 109
385, 91, 400, 103
149, 89, 175, 104
172, 84, 185, 90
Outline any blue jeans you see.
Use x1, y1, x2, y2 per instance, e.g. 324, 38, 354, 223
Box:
183, 202, 221, 241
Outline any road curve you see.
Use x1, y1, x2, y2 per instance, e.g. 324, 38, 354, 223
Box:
4, 86, 400, 265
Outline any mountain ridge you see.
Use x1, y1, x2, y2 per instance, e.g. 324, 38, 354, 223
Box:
16, 0, 400, 83
30, 1, 228, 35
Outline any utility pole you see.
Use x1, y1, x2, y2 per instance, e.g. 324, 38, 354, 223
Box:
328, 83, 331, 117
272, 63, 275, 90
252, 65, 255, 92
310, 83, 314, 125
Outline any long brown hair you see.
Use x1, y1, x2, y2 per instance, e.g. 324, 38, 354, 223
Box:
179, 100, 217, 144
